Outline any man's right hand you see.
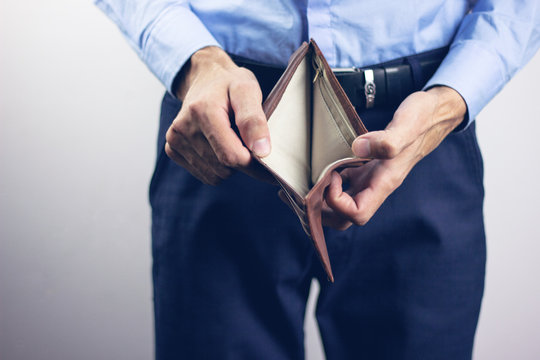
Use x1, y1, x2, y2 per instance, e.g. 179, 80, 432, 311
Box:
165, 46, 271, 185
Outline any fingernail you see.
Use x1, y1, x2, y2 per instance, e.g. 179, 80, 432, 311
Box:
252, 137, 271, 157
353, 138, 370, 158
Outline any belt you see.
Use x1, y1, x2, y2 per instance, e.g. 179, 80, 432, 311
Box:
231, 46, 448, 112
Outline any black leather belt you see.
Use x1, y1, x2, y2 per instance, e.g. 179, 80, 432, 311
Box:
231, 46, 448, 112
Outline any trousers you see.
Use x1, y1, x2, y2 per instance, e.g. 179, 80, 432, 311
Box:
149, 74, 486, 359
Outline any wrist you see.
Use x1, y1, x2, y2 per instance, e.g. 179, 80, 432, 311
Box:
426, 86, 467, 130
175, 46, 235, 99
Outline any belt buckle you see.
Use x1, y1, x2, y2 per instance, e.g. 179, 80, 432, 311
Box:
363, 69, 376, 109
332, 67, 376, 109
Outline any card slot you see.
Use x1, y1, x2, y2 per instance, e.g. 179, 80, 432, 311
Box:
312, 55, 357, 145
315, 81, 352, 148
311, 80, 355, 184
317, 77, 357, 146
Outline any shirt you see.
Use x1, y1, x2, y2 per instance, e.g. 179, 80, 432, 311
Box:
95, 0, 540, 126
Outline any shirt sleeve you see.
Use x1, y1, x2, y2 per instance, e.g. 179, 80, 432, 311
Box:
94, 0, 220, 94
424, 0, 540, 130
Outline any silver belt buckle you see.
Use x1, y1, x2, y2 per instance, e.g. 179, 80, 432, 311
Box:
332, 67, 376, 109
363, 69, 376, 109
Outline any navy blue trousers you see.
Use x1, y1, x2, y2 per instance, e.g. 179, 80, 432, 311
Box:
150, 91, 486, 359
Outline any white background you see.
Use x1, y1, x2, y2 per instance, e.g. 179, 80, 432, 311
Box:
1, 1, 539, 359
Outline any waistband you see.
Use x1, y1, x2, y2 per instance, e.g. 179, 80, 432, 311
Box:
231, 46, 448, 113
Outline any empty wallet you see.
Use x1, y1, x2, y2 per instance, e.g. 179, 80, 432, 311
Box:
254, 39, 370, 282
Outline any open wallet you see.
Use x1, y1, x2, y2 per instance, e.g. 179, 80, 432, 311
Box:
254, 39, 370, 282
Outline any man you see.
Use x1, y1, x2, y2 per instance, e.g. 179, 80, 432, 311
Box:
96, 1, 540, 359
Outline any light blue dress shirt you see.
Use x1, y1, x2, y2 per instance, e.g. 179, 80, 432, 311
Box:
96, 0, 540, 126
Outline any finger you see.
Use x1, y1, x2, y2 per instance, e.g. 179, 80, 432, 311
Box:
326, 162, 404, 226
229, 69, 271, 157
165, 142, 207, 182
321, 201, 352, 231
166, 125, 231, 180
325, 172, 380, 226
325, 172, 366, 223
339, 163, 376, 194
352, 128, 410, 160
165, 142, 221, 185
185, 98, 252, 168
174, 106, 270, 182
190, 134, 233, 179
278, 188, 352, 230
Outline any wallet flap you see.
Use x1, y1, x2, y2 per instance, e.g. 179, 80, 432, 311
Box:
305, 157, 369, 282
258, 43, 312, 198
259, 55, 312, 197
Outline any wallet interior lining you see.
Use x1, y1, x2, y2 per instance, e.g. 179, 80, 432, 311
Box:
261, 52, 357, 197
261, 56, 312, 197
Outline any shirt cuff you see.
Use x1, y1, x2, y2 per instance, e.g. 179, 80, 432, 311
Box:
424, 40, 506, 131
141, 4, 220, 94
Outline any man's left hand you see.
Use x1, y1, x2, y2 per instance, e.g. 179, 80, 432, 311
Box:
323, 86, 467, 230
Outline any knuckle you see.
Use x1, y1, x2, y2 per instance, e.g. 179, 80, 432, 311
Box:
379, 138, 399, 158
351, 205, 370, 226
171, 115, 200, 140
182, 151, 195, 165
231, 80, 256, 98
381, 171, 403, 192
216, 150, 238, 167
169, 120, 185, 137
392, 173, 405, 189
187, 99, 209, 118
166, 126, 187, 151
166, 123, 184, 143
164, 142, 174, 157
353, 214, 369, 226
165, 128, 174, 144
236, 67, 257, 81
231, 70, 262, 94
236, 113, 265, 129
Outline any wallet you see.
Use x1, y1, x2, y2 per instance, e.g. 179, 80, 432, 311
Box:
254, 40, 370, 282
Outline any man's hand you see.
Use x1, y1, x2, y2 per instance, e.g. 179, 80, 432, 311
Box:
165, 46, 271, 185
323, 86, 467, 230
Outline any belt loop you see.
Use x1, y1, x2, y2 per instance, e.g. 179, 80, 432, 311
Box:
406, 56, 423, 91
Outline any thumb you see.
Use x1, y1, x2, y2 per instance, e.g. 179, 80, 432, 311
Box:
352, 128, 409, 159
229, 70, 271, 157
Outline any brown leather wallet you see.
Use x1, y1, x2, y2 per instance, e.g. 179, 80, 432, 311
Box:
253, 40, 370, 282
